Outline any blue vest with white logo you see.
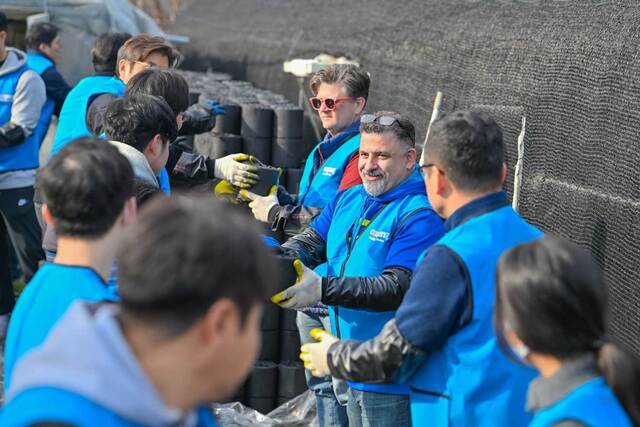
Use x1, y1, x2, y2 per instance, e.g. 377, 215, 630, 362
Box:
409, 205, 542, 427
529, 377, 632, 427
297, 134, 360, 208
26, 52, 55, 149
325, 182, 431, 395
0, 387, 217, 427
0, 65, 41, 172
51, 75, 124, 156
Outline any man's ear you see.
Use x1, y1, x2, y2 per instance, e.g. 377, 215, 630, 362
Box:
42, 204, 55, 227
500, 162, 508, 185
200, 298, 239, 345
406, 148, 417, 169
144, 134, 164, 157
355, 97, 366, 115
120, 197, 137, 226
117, 58, 128, 79
434, 166, 449, 197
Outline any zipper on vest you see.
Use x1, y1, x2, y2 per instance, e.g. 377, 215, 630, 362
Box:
333, 203, 390, 339
334, 233, 353, 339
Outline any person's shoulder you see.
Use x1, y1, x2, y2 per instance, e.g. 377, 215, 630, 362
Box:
17, 68, 46, 92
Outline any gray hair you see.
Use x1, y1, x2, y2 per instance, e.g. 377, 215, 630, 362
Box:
360, 111, 416, 148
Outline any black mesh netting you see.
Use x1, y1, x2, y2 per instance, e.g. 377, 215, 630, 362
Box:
170, 0, 640, 355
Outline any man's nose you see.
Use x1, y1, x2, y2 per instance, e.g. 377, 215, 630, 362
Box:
319, 101, 331, 113
366, 156, 378, 170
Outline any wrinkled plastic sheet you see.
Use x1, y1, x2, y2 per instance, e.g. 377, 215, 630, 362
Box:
213, 391, 318, 427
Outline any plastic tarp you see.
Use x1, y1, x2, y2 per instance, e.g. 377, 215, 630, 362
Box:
0, 0, 165, 84
214, 390, 318, 427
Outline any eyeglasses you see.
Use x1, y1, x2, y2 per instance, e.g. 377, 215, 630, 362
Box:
419, 163, 435, 177
361, 114, 415, 144
309, 96, 356, 111
132, 60, 161, 69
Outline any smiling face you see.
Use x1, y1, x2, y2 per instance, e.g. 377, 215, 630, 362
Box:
315, 82, 364, 136
358, 131, 416, 197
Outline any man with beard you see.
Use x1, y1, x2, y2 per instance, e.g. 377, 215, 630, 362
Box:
271, 112, 444, 427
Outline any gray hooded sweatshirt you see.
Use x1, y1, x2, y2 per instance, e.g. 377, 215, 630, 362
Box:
0, 47, 46, 189
109, 140, 160, 188
6, 302, 205, 426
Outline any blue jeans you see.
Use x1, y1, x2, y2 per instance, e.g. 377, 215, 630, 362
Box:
296, 310, 348, 427
347, 387, 411, 427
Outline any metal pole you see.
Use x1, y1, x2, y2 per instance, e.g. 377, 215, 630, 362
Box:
512, 116, 526, 212
419, 91, 443, 165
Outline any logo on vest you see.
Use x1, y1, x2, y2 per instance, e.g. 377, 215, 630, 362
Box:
322, 166, 336, 177
369, 229, 390, 243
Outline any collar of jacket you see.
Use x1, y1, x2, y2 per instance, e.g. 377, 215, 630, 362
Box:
445, 191, 509, 232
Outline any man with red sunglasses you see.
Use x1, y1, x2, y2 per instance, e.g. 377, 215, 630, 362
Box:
243, 64, 369, 427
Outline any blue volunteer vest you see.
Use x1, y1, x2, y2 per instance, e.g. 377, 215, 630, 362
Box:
297, 134, 360, 208
0, 64, 40, 172
529, 377, 632, 427
325, 183, 431, 395
51, 75, 124, 156
0, 387, 217, 427
26, 52, 55, 148
3, 264, 117, 392
159, 167, 171, 194
409, 205, 542, 427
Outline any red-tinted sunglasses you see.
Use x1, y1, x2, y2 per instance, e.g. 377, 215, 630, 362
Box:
309, 96, 356, 111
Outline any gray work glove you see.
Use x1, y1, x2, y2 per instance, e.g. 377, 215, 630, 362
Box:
271, 259, 322, 309
214, 153, 259, 188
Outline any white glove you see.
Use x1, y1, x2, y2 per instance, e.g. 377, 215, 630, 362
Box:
214, 153, 259, 188
239, 186, 280, 223
300, 328, 338, 377
271, 259, 322, 309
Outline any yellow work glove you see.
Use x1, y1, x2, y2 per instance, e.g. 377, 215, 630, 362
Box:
300, 328, 338, 377
213, 179, 240, 203
238, 185, 280, 223
271, 259, 322, 309
214, 153, 259, 188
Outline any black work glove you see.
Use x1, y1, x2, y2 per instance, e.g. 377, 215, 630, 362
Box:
178, 100, 226, 136
0, 122, 25, 148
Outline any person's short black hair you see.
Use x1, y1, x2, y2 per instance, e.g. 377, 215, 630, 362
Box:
37, 137, 134, 238
0, 12, 7, 33
25, 23, 60, 50
360, 111, 415, 148
92, 32, 131, 74
124, 68, 190, 117
102, 94, 178, 152
117, 196, 276, 338
425, 110, 504, 192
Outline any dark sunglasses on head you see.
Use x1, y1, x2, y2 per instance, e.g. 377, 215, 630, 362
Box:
361, 114, 415, 144
309, 96, 356, 111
